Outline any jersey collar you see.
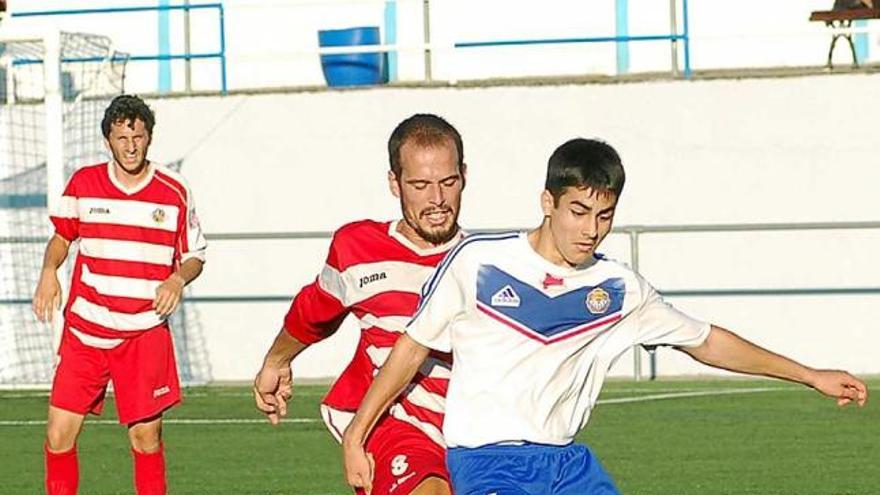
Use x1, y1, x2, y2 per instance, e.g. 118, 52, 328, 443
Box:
106, 160, 155, 196
388, 219, 464, 256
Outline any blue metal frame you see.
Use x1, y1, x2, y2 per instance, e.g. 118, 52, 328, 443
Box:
454, 0, 692, 78
11, 3, 228, 94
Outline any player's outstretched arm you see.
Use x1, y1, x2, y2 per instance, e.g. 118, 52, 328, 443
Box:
32, 234, 70, 323
682, 325, 868, 407
253, 329, 310, 425
342, 334, 431, 494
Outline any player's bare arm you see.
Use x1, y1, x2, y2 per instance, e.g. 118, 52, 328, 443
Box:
253, 329, 309, 425
153, 258, 204, 316
342, 333, 431, 492
681, 325, 868, 406
33, 234, 71, 323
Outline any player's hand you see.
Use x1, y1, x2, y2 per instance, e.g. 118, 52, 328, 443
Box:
253, 362, 293, 425
153, 273, 185, 317
33, 268, 62, 323
809, 369, 868, 407
342, 440, 375, 495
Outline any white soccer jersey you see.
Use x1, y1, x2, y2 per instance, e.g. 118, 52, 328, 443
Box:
407, 231, 710, 448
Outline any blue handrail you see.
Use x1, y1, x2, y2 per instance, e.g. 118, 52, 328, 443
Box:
11, 3, 228, 94
454, 1, 692, 78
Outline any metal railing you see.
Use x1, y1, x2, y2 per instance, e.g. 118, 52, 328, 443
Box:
10, 3, 228, 94
3, 220, 879, 380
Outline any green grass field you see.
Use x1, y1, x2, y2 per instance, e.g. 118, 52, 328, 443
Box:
0, 379, 876, 495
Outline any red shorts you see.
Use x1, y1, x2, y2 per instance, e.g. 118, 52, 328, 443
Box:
50, 326, 181, 425
358, 416, 450, 495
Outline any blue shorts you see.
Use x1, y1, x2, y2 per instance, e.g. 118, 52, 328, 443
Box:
447, 443, 619, 495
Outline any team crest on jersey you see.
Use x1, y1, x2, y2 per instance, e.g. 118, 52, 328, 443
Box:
152, 208, 166, 224
491, 285, 521, 307
586, 287, 611, 314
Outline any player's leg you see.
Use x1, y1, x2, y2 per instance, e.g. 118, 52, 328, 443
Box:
45, 407, 86, 495
46, 329, 111, 495
109, 326, 181, 495
128, 416, 166, 495
46, 406, 86, 453
552, 444, 618, 495
360, 416, 451, 495
410, 476, 452, 495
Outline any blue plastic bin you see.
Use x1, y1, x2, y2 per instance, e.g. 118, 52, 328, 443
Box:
318, 26, 387, 87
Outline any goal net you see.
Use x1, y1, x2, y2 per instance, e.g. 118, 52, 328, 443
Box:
0, 29, 211, 387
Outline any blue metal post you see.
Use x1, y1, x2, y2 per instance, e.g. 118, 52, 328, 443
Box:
615, 0, 630, 75
157, 0, 172, 93
854, 19, 868, 64
682, 0, 692, 77
219, 3, 228, 94
384, 1, 398, 82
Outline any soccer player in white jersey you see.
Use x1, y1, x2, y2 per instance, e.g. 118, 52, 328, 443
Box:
253, 114, 466, 495
33, 95, 206, 495
342, 138, 869, 494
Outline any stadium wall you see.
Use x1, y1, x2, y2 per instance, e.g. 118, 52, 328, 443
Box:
144, 72, 879, 381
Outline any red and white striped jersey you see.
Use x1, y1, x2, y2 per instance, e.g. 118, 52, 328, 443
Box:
284, 220, 461, 446
50, 162, 206, 347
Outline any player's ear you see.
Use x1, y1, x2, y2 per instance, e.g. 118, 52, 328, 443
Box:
540, 190, 555, 217
388, 170, 401, 198
459, 163, 467, 190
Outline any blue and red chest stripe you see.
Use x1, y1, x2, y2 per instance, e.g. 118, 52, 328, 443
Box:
476, 265, 625, 344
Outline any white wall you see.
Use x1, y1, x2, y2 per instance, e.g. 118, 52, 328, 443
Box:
137, 72, 879, 381
5, 0, 879, 92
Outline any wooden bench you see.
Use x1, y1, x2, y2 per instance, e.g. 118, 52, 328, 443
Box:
810, 7, 880, 67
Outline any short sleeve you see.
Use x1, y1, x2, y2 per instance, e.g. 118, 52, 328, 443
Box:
406, 255, 467, 353
49, 174, 80, 242
634, 277, 710, 349
177, 183, 207, 264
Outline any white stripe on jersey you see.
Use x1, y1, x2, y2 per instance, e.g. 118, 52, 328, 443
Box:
70, 296, 164, 331
70, 326, 124, 349
80, 265, 161, 301
319, 261, 437, 307
78, 197, 179, 232
365, 345, 392, 368
320, 405, 354, 444
402, 383, 445, 414
357, 313, 410, 333
52, 196, 78, 218
79, 238, 174, 266
389, 403, 446, 447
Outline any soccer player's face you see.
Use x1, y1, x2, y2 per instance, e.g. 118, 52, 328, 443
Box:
541, 186, 617, 267
390, 139, 464, 247
105, 118, 151, 174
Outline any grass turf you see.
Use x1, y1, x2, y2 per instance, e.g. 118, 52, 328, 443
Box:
0, 379, 876, 494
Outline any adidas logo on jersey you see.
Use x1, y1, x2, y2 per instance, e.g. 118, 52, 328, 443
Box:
89, 207, 110, 215
491, 285, 521, 307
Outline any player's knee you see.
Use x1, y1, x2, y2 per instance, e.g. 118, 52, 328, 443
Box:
128, 422, 162, 453
411, 476, 451, 495
45, 422, 77, 452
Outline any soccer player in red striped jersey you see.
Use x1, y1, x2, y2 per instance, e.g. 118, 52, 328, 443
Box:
33, 95, 206, 495
254, 114, 465, 495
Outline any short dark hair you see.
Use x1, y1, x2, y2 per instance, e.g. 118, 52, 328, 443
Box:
101, 94, 155, 138
388, 114, 464, 177
545, 138, 625, 203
